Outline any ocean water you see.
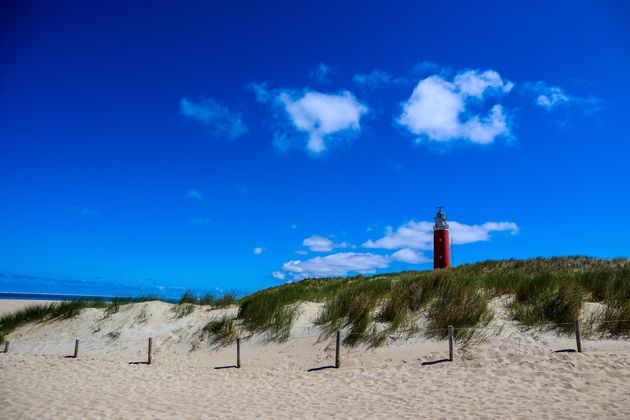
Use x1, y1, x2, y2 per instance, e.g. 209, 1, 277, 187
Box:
0, 292, 117, 302
0, 292, 178, 303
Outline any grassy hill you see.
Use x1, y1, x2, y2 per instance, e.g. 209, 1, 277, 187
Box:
2, 256, 629, 347
230, 256, 630, 345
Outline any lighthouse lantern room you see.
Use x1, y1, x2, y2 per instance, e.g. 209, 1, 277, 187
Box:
433, 207, 451, 269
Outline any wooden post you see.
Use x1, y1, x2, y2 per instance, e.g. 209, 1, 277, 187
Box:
148, 337, 153, 365
448, 325, 454, 362
574, 320, 582, 353
236, 338, 241, 368
3, 341, 9, 354
74, 339, 79, 358
335, 330, 341, 368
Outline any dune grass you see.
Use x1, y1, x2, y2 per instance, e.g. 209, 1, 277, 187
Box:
175, 291, 239, 308
0, 291, 240, 344
237, 293, 300, 341
424, 272, 493, 347
179, 292, 197, 305
104, 295, 163, 316
172, 303, 196, 318
509, 283, 584, 331
233, 256, 630, 345
3, 257, 629, 347
315, 270, 493, 347
0, 300, 108, 344
316, 277, 393, 345
199, 292, 238, 308
202, 317, 238, 347
596, 267, 630, 335
377, 273, 429, 332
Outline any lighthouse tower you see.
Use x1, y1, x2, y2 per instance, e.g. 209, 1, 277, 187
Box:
433, 207, 451, 269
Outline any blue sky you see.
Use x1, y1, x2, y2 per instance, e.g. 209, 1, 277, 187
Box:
1, 0, 629, 297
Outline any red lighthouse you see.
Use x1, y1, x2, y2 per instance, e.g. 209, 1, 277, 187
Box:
433, 207, 451, 269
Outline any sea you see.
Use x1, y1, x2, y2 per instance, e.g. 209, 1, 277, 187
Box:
0, 292, 178, 303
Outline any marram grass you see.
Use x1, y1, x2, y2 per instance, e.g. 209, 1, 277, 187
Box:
3, 257, 630, 347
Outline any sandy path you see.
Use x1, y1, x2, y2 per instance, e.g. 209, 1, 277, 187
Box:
1, 298, 630, 418
1, 349, 629, 419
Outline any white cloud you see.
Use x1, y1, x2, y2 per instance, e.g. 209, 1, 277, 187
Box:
309, 63, 333, 83
398, 69, 513, 144
303, 235, 334, 252
303, 235, 351, 252
281, 252, 389, 280
253, 247, 264, 255
364, 220, 519, 250
275, 216, 518, 280
186, 189, 203, 201
363, 221, 433, 250
390, 248, 430, 264
523, 81, 601, 112
272, 271, 286, 280
353, 70, 404, 88
454, 70, 514, 98
180, 97, 247, 140
536, 86, 569, 109
295, 250, 308, 255
252, 84, 368, 154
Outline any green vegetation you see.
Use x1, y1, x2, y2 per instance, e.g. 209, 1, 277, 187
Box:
238, 292, 300, 341
212, 256, 630, 346
199, 292, 238, 308
104, 295, 162, 317
202, 317, 238, 346
3, 257, 630, 348
0, 300, 107, 344
0, 290, 241, 344
597, 267, 630, 335
172, 303, 195, 318
510, 282, 585, 331
175, 291, 239, 308
106, 330, 120, 340
214, 293, 238, 308
425, 272, 493, 346
179, 292, 197, 305
377, 274, 428, 331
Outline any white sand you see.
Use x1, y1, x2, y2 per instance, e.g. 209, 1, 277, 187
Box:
1, 298, 629, 419
0, 299, 57, 316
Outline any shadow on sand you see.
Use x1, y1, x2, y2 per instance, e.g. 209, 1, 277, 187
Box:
307, 365, 336, 372
421, 358, 450, 366
214, 365, 239, 369
554, 349, 577, 353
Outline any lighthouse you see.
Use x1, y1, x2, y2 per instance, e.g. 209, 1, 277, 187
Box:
433, 207, 451, 269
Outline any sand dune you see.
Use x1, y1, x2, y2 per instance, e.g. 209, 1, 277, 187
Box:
0, 299, 57, 316
1, 299, 629, 419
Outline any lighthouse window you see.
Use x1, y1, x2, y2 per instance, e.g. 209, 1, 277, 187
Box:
439, 238, 442, 242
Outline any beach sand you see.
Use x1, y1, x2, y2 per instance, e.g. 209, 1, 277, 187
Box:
1, 299, 629, 419
0, 299, 57, 316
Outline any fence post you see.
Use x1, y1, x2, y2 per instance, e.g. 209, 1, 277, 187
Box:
74, 339, 79, 358
3, 341, 9, 353
574, 320, 582, 353
148, 337, 153, 365
448, 325, 454, 362
236, 338, 241, 368
335, 330, 341, 368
